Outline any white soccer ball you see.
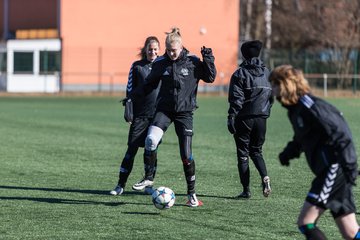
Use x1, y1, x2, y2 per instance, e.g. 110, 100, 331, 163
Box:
151, 186, 175, 210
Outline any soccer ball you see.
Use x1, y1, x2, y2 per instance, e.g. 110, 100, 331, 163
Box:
151, 186, 175, 210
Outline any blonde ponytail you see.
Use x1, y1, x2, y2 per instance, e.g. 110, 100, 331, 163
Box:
165, 27, 182, 47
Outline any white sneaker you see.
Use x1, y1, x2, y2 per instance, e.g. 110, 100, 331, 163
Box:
132, 178, 154, 191
186, 193, 203, 207
144, 186, 154, 195
263, 176, 271, 197
110, 185, 124, 195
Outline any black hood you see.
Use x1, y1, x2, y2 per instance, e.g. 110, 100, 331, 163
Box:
240, 58, 267, 77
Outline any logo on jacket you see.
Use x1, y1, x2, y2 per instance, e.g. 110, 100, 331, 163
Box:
296, 116, 304, 128
181, 68, 189, 76
163, 70, 170, 76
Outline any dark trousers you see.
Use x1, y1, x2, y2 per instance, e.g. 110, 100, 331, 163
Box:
117, 117, 151, 187
233, 117, 268, 190
151, 110, 196, 194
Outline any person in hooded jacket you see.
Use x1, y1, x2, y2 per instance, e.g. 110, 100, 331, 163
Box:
227, 40, 273, 199
131, 27, 216, 207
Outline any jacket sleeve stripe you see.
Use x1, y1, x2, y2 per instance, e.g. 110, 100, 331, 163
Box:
300, 94, 314, 109
126, 64, 134, 94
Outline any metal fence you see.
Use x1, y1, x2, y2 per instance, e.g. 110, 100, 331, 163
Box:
1, 71, 359, 96
1, 45, 359, 96
305, 74, 360, 97
60, 72, 360, 96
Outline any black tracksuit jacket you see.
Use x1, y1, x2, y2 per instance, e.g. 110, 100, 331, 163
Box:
144, 48, 216, 113
228, 58, 273, 119
280, 94, 358, 182
126, 59, 159, 118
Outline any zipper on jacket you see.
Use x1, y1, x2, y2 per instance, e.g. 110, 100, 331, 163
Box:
173, 61, 178, 110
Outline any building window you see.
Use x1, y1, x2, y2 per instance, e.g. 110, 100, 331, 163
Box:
40, 51, 61, 74
14, 52, 33, 73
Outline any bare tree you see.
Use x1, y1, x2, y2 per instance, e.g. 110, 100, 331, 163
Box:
269, 1, 360, 82
240, 0, 266, 41
244, 0, 253, 40
310, 1, 360, 86
264, 0, 272, 62
240, 0, 360, 83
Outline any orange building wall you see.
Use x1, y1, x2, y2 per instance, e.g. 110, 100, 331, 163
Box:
61, 0, 239, 88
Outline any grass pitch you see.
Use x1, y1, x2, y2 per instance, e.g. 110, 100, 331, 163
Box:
0, 95, 359, 240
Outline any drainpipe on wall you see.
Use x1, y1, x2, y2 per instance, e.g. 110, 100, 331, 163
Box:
57, 0, 63, 92
3, 0, 9, 41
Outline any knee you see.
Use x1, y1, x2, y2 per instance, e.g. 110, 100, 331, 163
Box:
145, 135, 159, 151
238, 156, 248, 163
179, 133, 193, 160
125, 147, 138, 158
183, 138, 192, 160
124, 153, 133, 161
145, 126, 163, 151
297, 212, 317, 227
249, 151, 262, 159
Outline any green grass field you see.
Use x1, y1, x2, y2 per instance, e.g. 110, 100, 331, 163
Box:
0, 95, 359, 240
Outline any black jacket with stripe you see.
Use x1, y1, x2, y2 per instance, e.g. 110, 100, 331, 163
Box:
227, 58, 273, 119
126, 59, 159, 118
143, 48, 216, 113
280, 94, 358, 182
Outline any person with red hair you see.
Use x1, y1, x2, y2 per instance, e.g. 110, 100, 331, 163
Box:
269, 64, 359, 240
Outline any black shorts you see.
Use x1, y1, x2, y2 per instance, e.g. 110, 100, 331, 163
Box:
306, 163, 356, 218
151, 111, 193, 136
127, 117, 151, 148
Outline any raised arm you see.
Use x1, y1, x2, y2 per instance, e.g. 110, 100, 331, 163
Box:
199, 46, 216, 83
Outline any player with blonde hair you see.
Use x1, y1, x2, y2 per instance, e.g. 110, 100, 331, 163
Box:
132, 27, 216, 207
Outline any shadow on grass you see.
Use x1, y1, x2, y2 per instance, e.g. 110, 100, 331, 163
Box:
0, 185, 148, 196
0, 185, 155, 207
0, 185, 238, 199
0, 196, 153, 207
0, 185, 260, 203
122, 212, 160, 215
175, 193, 251, 201
0, 185, 109, 195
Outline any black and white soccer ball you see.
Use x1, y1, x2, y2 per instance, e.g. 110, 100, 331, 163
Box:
151, 186, 175, 210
